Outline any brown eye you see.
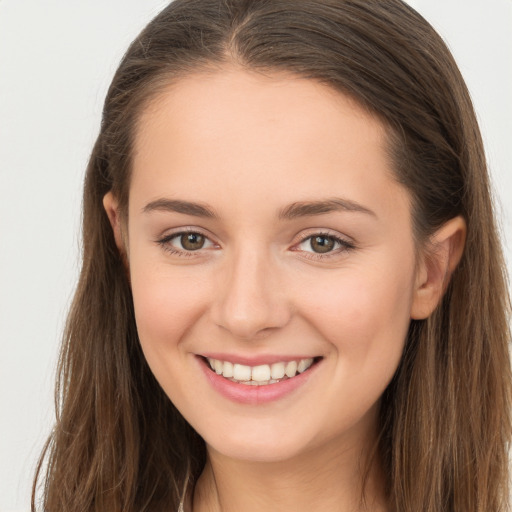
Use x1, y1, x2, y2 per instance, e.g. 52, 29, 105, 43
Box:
309, 235, 336, 253
180, 233, 205, 251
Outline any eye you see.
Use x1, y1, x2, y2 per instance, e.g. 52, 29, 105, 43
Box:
157, 230, 216, 255
296, 233, 354, 256
176, 232, 207, 251
303, 234, 337, 254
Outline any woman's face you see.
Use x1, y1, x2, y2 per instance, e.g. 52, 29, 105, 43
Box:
120, 68, 425, 463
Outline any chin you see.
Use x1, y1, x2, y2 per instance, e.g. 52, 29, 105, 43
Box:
195, 417, 309, 463
207, 437, 309, 464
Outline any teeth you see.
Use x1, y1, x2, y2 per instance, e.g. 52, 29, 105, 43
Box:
233, 363, 251, 381
206, 357, 315, 384
298, 358, 313, 373
252, 364, 271, 382
223, 361, 234, 378
285, 360, 297, 377
270, 362, 285, 379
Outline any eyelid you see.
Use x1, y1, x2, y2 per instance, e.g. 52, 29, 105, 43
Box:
292, 228, 355, 246
290, 229, 356, 259
156, 227, 219, 256
155, 226, 355, 259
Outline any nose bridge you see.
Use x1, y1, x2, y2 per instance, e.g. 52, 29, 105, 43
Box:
213, 243, 290, 339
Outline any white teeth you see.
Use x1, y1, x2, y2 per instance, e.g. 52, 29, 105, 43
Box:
251, 364, 271, 382
298, 358, 314, 373
285, 360, 298, 377
270, 362, 285, 379
222, 361, 234, 378
233, 363, 251, 381
206, 357, 316, 384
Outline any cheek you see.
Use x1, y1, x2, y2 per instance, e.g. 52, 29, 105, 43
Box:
298, 259, 415, 373
129, 262, 210, 364
295, 267, 415, 434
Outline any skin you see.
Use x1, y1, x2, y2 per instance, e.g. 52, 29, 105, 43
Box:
104, 67, 465, 512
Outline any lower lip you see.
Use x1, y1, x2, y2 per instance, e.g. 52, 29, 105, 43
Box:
198, 357, 319, 405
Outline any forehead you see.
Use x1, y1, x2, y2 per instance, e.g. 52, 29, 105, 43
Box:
135, 68, 385, 156
130, 67, 409, 222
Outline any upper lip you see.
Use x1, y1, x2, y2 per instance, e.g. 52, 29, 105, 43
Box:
198, 353, 321, 366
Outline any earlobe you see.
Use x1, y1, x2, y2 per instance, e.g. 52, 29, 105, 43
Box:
103, 191, 125, 253
410, 216, 466, 320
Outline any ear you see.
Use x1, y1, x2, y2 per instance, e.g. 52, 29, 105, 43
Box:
410, 216, 466, 320
103, 191, 126, 253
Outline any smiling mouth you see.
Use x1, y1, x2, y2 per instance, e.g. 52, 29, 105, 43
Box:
204, 357, 320, 386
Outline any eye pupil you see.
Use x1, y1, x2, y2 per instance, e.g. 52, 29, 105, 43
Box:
311, 235, 335, 253
181, 233, 205, 251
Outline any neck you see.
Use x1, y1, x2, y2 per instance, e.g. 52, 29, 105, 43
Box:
192, 433, 388, 512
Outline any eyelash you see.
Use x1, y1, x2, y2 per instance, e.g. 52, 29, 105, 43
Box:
156, 229, 355, 260
294, 232, 356, 261
156, 228, 215, 258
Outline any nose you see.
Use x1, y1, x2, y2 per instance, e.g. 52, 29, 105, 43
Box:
210, 246, 292, 340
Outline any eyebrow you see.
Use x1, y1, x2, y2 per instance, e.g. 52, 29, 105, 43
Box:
142, 198, 218, 218
278, 198, 376, 220
142, 197, 376, 220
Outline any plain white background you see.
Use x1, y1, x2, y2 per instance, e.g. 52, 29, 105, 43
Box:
0, 1, 510, 511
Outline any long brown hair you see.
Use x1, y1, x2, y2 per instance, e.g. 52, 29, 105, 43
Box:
33, 1, 511, 511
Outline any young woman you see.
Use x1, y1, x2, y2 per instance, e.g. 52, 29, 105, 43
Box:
32, 1, 511, 511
